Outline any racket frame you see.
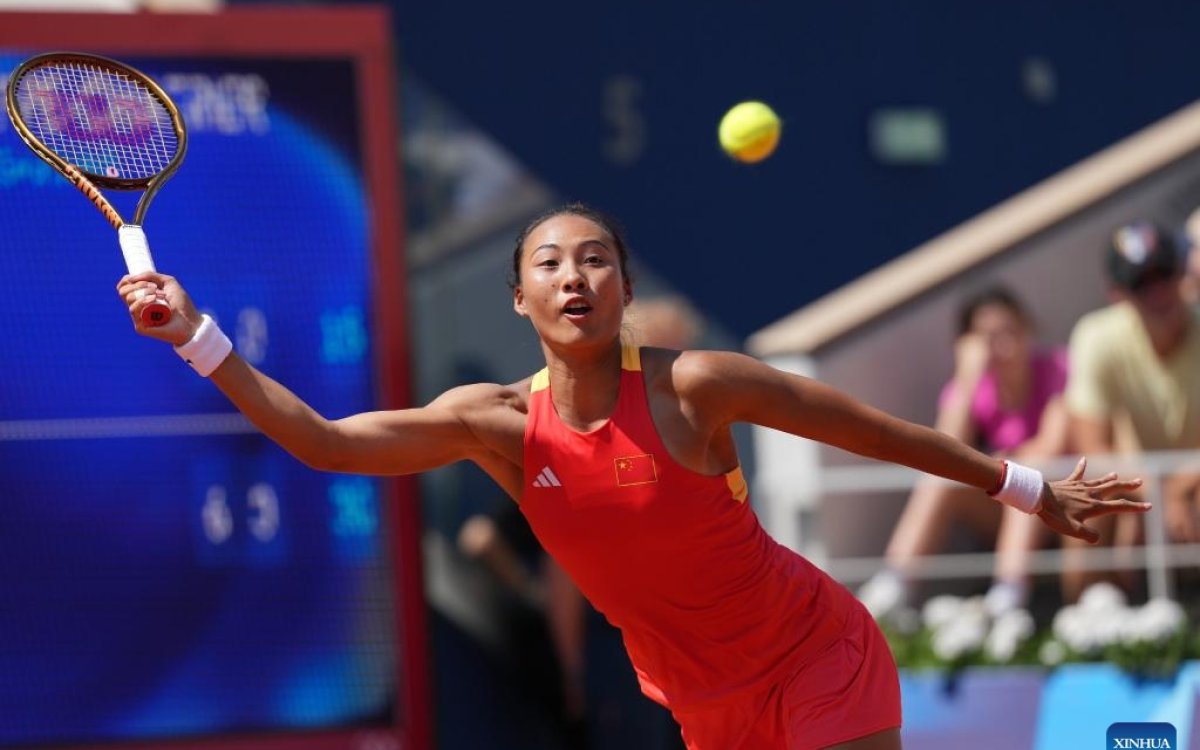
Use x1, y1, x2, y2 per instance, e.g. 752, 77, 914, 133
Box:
4, 50, 188, 230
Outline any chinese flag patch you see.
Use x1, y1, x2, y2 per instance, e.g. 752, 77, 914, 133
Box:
614, 454, 657, 486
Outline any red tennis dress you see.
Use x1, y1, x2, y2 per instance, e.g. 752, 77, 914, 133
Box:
520, 347, 901, 750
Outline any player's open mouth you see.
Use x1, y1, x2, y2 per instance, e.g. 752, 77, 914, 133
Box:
563, 302, 593, 317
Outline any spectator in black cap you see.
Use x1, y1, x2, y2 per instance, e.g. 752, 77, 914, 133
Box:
1063, 220, 1200, 598
1105, 221, 1187, 301
1182, 206, 1200, 302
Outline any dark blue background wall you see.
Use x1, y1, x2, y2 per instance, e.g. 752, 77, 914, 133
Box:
387, 0, 1200, 337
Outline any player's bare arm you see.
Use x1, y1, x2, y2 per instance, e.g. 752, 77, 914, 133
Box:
215, 369, 492, 476
118, 271, 523, 478
673, 349, 1148, 543
319, 380, 529, 477
671, 349, 998, 486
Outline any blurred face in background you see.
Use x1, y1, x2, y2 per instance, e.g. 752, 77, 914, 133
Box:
1110, 220, 1190, 323
1124, 271, 1187, 324
969, 302, 1031, 374
1186, 208, 1200, 288
625, 297, 701, 350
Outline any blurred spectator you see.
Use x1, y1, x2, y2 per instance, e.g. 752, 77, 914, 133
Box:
1183, 205, 1200, 302
858, 286, 1069, 618
623, 296, 702, 350
457, 460, 589, 749
1064, 220, 1200, 600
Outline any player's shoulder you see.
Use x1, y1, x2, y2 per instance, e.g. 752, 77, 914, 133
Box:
431, 379, 532, 417
641, 346, 763, 396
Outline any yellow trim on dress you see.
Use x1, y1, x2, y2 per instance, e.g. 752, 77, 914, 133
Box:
533, 347, 637, 390
725, 466, 748, 503
621, 344, 642, 371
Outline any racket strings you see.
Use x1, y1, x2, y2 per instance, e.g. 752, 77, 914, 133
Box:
15, 61, 179, 181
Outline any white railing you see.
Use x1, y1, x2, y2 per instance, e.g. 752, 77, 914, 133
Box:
816, 450, 1200, 601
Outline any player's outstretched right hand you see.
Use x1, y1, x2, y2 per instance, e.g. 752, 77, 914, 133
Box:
116, 272, 203, 346
1039, 457, 1148, 544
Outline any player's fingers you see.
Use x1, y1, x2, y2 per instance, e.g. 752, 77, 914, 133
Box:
129, 295, 152, 325
1067, 456, 1087, 482
1094, 478, 1144, 499
1083, 472, 1119, 487
1071, 521, 1100, 545
1106, 497, 1152, 511
126, 271, 172, 288
122, 281, 160, 306
116, 274, 150, 288
1086, 498, 1152, 518
118, 278, 157, 293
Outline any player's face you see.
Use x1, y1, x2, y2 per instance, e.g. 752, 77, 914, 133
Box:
513, 214, 631, 348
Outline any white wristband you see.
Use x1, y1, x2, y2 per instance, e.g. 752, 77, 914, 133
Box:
175, 314, 233, 377
993, 460, 1044, 514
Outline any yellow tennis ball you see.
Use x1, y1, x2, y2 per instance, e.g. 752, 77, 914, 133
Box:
718, 101, 781, 163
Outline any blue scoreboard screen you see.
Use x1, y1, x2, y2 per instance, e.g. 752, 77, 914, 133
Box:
0, 9, 425, 750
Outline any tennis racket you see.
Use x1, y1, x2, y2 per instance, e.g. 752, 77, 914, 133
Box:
5, 51, 187, 327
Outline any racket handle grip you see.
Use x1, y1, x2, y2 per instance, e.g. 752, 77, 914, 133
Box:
119, 225, 172, 328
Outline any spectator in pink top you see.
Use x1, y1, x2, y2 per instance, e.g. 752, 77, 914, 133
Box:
858, 286, 1070, 619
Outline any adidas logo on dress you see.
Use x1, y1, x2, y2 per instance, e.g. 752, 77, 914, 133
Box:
532, 466, 562, 488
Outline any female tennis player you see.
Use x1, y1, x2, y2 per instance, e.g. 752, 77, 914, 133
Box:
118, 203, 1148, 750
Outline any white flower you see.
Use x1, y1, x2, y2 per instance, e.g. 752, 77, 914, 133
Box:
1052, 604, 1105, 654
1051, 605, 1083, 644
930, 601, 989, 662
1078, 582, 1127, 615
1121, 599, 1186, 645
1093, 609, 1132, 649
985, 609, 1036, 663
922, 595, 964, 631
932, 618, 987, 661
1052, 593, 1135, 654
1039, 639, 1067, 666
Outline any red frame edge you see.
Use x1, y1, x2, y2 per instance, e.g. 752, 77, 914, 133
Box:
0, 7, 429, 750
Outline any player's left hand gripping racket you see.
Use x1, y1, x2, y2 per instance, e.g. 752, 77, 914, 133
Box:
5, 51, 187, 327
